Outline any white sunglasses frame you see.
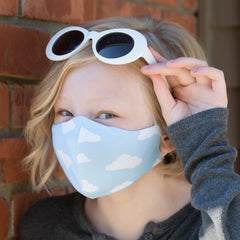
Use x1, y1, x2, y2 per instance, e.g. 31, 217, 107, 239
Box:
46, 26, 157, 65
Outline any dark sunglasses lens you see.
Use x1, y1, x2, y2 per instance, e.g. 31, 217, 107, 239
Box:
96, 33, 134, 58
52, 30, 84, 55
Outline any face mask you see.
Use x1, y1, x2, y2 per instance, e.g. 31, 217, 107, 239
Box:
52, 116, 161, 199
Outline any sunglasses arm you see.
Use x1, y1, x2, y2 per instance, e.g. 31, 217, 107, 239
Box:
143, 47, 169, 87
143, 47, 157, 65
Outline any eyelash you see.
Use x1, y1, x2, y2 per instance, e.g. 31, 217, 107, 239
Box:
57, 110, 116, 120
98, 113, 116, 119
58, 110, 73, 117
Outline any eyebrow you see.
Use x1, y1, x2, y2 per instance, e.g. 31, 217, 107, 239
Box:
56, 94, 123, 108
87, 96, 119, 104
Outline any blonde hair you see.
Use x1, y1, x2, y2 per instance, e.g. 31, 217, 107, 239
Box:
24, 16, 206, 191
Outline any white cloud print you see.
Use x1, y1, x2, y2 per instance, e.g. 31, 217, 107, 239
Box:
106, 154, 142, 171
80, 179, 99, 192
57, 150, 73, 168
78, 128, 101, 143
77, 153, 92, 163
62, 120, 75, 134
137, 126, 159, 140
110, 181, 133, 193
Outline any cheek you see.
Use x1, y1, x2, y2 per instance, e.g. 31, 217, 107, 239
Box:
126, 92, 155, 129
127, 107, 155, 130
53, 114, 62, 124
53, 114, 73, 124
136, 96, 155, 127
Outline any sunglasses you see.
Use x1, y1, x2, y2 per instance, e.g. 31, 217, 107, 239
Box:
46, 26, 157, 65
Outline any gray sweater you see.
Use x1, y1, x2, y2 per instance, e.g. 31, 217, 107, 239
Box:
19, 108, 239, 240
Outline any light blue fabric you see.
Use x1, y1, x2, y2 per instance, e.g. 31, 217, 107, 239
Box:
52, 116, 161, 199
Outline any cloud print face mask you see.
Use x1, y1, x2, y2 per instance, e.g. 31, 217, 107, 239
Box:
52, 116, 161, 199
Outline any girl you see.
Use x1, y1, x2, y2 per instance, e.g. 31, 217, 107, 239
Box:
20, 16, 239, 240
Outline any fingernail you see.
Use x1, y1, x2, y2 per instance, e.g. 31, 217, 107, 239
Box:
142, 65, 151, 70
191, 69, 198, 73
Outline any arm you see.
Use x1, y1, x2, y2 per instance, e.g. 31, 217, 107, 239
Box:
167, 108, 239, 239
141, 50, 239, 239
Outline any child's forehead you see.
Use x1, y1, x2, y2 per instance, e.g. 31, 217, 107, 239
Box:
64, 60, 146, 88
68, 59, 140, 76
57, 60, 148, 103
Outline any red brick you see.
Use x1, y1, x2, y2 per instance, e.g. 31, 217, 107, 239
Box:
0, 83, 9, 128
12, 188, 66, 236
0, 0, 18, 16
22, 0, 164, 23
10, 85, 35, 128
0, 138, 28, 159
119, 2, 161, 19
0, 198, 9, 240
81, 0, 96, 22
93, 0, 122, 20
0, 24, 51, 79
20, 0, 183, 24
21, 0, 96, 24
94, 0, 162, 21
162, 11, 196, 35
0, 138, 29, 184
182, 0, 197, 11
143, 0, 179, 8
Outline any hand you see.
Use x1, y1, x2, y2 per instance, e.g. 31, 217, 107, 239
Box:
141, 48, 228, 126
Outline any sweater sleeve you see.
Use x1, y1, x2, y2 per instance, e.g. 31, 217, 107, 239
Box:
166, 108, 239, 240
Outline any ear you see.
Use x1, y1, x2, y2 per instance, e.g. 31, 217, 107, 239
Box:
159, 135, 175, 154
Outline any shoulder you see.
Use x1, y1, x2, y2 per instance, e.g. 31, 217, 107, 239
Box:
21, 192, 78, 221
19, 192, 87, 240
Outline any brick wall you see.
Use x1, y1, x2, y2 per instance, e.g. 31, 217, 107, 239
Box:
0, 1, 198, 239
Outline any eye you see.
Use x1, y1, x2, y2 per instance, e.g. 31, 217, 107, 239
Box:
59, 110, 73, 117
98, 113, 115, 119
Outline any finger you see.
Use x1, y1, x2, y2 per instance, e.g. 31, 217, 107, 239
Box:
195, 76, 212, 86
167, 57, 208, 70
148, 46, 167, 62
190, 66, 226, 93
141, 63, 194, 88
174, 85, 214, 106
174, 84, 227, 108
148, 74, 176, 118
